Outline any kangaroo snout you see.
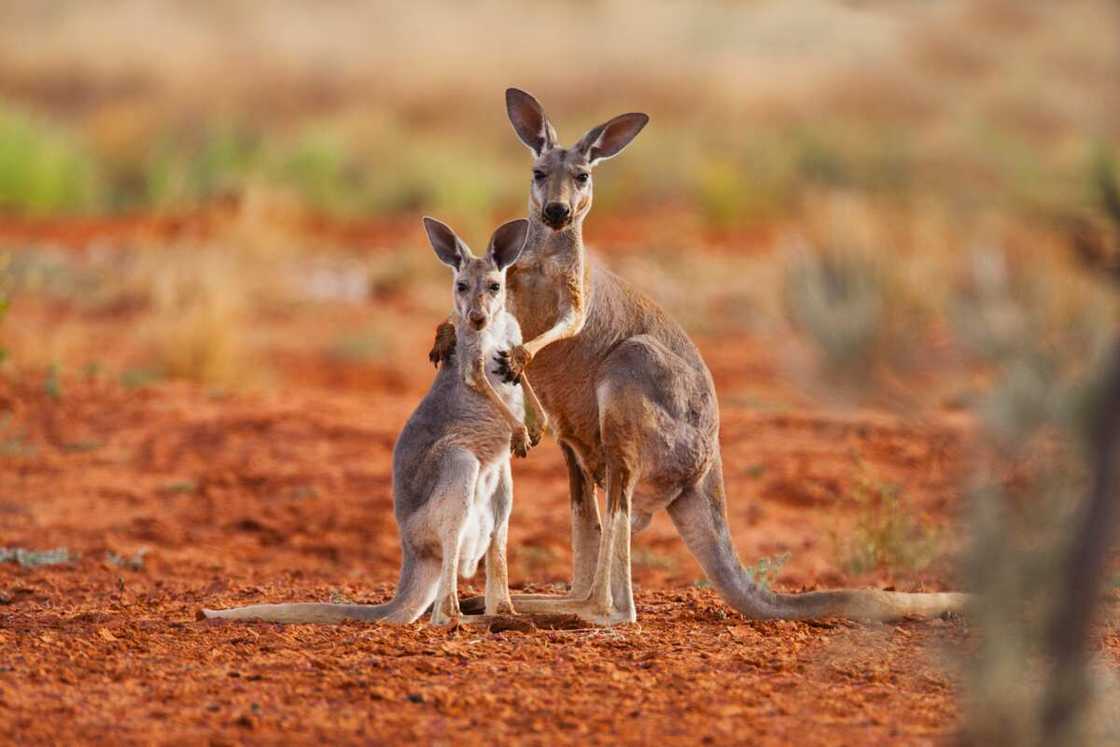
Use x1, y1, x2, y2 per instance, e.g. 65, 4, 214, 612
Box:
542, 202, 571, 229
468, 310, 488, 330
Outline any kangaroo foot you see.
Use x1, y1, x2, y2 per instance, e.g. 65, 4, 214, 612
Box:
457, 596, 613, 626
505, 594, 635, 626
460, 592, 578, 615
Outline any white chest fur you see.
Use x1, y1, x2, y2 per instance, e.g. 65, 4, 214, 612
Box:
467, 311, 526, 422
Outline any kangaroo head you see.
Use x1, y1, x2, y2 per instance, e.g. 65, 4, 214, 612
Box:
423, 217, 529, 332
505, 88, 648, 232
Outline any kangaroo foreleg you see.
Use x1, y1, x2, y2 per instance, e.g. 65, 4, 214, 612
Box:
496, 267, 587, 384
429, 318, 457, 367
518, 373, 549, 446
466, 358, 532, 457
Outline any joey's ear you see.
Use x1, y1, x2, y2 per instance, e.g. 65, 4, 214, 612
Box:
575, 112, 649, 165
488, 219, 529, 270
506, 88, 558, 157
423, 216, 471, 269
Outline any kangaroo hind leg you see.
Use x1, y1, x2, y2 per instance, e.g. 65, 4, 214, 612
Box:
426, 449, 480, 626
483, 460, 516, 615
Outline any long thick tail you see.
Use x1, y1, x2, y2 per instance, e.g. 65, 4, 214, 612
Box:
201, 550, 440, 624
667, 460, 968, 621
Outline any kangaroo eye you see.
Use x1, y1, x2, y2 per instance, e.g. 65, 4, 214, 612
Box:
574, 172, 590, 184
456, 282, 468, 293
489, 282, 501, 293
532, 170, 547, 182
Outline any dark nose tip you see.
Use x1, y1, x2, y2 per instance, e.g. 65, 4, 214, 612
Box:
469, 311, 486, 326
543, 202, 570, 223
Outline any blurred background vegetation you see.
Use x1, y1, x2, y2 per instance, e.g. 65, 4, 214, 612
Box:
0, 0, 1115, 232
0, 2, 1119, 741
1, 0, 1116, 393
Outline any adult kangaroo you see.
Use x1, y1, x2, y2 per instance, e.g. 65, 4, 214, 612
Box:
434, 88, 966, 625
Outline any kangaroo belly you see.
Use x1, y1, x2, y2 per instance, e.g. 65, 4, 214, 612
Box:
459, 461, 503, 577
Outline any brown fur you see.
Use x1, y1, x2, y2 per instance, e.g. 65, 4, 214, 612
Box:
436, 89, 966, 624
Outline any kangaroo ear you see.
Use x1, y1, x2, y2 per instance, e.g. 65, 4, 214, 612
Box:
506, 88, 558, 157
575, 112, 649, 165
488, 219, 529, 270
423, 217, 470, 270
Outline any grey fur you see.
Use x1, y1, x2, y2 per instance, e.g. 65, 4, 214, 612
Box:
202, 220, 544, 625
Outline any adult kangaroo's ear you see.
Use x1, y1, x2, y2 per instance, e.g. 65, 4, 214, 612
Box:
506, 88, 558, 157
423, 216, 471, 269
576, 112, 649, 165
488, 219, 530, 270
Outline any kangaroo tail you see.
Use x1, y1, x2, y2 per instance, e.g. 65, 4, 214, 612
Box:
201, 549, 440, 624
667, 460, 968, 621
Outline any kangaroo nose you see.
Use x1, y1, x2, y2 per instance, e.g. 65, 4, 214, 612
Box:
469, 311, 486, 328
543, 202, 570, 224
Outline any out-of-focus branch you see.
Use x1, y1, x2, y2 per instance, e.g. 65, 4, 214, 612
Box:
1097, 155, 1120, 230
1042, 337, 1120, 745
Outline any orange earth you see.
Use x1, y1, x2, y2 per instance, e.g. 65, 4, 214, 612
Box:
1, 216, 1114, 746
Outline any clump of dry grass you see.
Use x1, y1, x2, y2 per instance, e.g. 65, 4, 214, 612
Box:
837, 467, 942, 576
139, 247, 253, 388
780, 194, 950, 389
0, 1, 1116, 229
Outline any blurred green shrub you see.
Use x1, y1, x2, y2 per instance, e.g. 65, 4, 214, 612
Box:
144, 125, 262, 208
952, 246, 1119, 746
0, 105, 100, 214
0, 100, 1106, 231
783, 246, 888, 369
839, 469, 941, 575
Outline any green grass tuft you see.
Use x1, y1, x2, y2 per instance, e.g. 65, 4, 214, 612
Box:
0, 106, 100, 215
839, 469, 941, 575
743, 552, 790, 592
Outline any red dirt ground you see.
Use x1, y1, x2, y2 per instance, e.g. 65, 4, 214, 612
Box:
0, 217, 1114, 745
1, 375, 970, 746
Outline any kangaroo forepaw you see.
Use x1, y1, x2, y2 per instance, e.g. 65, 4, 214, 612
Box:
493, 350, 520, 384
511, 427, 532, 458
495, 345, 531, 384
429, 321, 457, 368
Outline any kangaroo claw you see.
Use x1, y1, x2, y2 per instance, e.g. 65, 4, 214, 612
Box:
494, 351, 520, 384
497, 345, 531, 384
511, 428, 531, 458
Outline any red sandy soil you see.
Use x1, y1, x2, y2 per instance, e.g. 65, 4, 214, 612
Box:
0, 216, 1113, 746
1, 374, 970, 746
0, 205, 782, 257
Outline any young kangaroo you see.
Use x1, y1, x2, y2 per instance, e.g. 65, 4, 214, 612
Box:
203, 218, 547, 625
433, 88, 967, 625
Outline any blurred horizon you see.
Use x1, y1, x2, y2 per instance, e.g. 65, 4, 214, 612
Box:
0, 0, 1117, 240
2, 5, 1119, 741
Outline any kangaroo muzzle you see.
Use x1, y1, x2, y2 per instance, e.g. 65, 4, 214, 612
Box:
469, 310, 487, 330
542, 202, 571, 229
